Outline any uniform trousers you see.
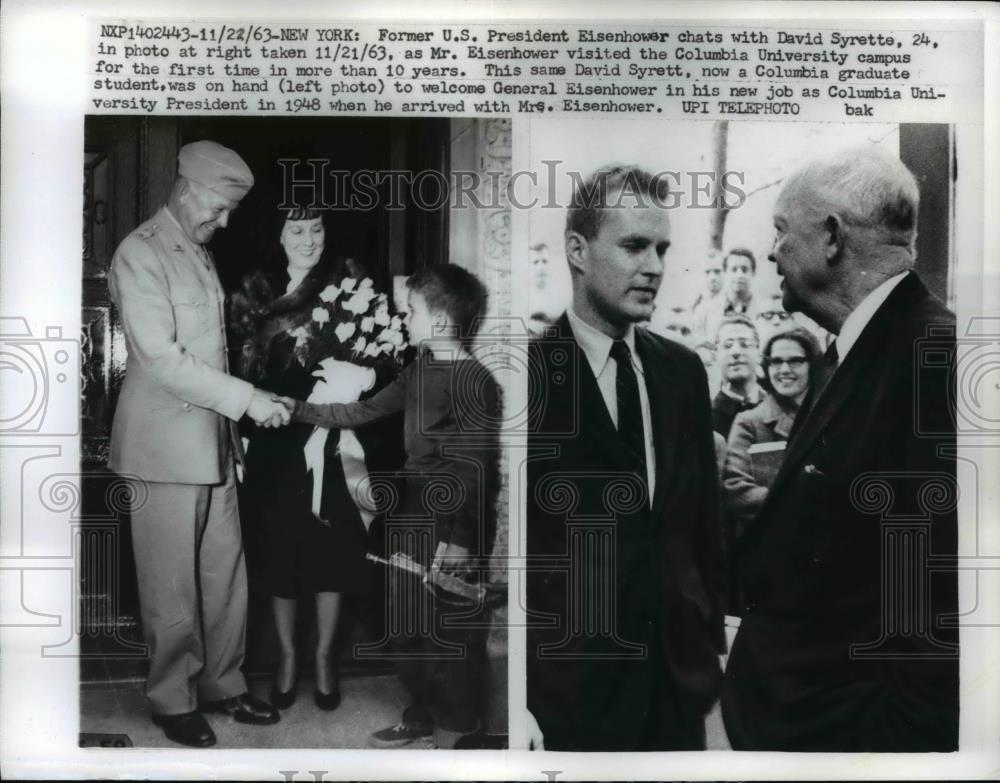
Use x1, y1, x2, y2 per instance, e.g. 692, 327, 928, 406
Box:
129, 463, 248, 715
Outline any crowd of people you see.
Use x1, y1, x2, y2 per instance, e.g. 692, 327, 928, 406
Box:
656, 253, 832, 614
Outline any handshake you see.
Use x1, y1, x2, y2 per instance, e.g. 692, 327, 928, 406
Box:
245, 359, 377, 429
246, 389, 294, 429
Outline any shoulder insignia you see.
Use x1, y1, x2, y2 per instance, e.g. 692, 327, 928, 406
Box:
133, 223, 160, 241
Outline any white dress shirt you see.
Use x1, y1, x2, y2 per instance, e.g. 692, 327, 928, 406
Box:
566, 307, 656, 502
834, 271, 909, 365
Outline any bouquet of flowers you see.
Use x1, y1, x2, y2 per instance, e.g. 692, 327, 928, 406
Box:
286, 276, 408, 527
287, 276, 408, 372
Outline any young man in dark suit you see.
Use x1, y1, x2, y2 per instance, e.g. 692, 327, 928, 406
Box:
526, 165, 726, 751
721, 146, 959, 751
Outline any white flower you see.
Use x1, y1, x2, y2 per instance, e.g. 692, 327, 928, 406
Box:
318, 284, 340, 302
289, 325, 310, 349
343, 289, 377, 315
377, 292, 388, 304
379, 341, 393, 354
311, 358, 373, 404
361, 316, 375, 333
334, 321, 356, 342
381, 328, 405, 347
312, 307, 330, 325
374, 303, 391, 326
390, 315, 403, 331
364, 341, 382, 358
352, 336, 368, 355
340, 277, 357, 293
359, 277, 374, 290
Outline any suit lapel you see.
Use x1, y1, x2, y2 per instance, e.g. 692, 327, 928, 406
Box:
763, 273, 926, 506
635, 329, 678, 518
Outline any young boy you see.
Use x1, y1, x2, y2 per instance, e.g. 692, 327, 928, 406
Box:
281, 265, 501, 748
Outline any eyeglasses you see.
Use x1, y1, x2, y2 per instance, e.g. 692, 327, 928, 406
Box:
768, 357, 808, 369
757, 310, 792, 322
719, 338, 758, 350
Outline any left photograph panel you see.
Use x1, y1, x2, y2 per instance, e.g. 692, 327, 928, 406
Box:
78, 115, 511, 750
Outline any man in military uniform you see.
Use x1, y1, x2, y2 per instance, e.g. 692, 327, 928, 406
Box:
109, 140, 289, 747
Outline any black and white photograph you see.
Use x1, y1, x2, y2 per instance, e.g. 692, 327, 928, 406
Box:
524, 119, 961, 752
78, 115, 511, 749
1, 2, 997, 780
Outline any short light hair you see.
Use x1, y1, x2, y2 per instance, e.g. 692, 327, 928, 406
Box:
715, 313, 759, 345
783, 145, 919, 250
566, 164, 672, 240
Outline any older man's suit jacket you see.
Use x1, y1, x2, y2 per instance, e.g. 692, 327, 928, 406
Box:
527, 314, 726, 751
109, 207, 253, 484
721, 272, 958, 751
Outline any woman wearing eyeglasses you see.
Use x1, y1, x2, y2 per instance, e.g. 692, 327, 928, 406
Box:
722, 326, 822, 535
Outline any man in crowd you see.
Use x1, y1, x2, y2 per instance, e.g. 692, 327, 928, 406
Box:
711, 315, 763, 438
527, 164, 725, 751
690, 249, 723, 315
753, 289, 795, 347
721, 145, 958, 751
109, 141, 290, 747
694, 248, 760, 339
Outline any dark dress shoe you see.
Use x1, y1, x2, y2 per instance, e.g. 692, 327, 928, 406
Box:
201, 693, 280, 725
270, 677, 298, 710
151, 711, 216, 747
314, 685, 341, 711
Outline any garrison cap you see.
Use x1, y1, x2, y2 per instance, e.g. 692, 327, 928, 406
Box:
177, 140, 254, 200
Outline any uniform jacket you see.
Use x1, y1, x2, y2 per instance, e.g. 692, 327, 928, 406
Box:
527, 313, 725, 751
721, 272, 959, 752
109, 206, 253, 484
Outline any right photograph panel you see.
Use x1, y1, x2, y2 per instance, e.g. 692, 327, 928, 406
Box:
523, 119, 959, 752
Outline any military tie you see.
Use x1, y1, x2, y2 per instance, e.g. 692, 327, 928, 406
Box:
610, 340, 647, 487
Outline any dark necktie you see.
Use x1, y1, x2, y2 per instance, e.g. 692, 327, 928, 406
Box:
610, 340, 647, 485
790, 339, 838, 439
816, 340, 839, 393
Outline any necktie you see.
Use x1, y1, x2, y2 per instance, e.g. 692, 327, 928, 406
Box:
789, 339, 838, 439
816, 339, 839, 392
609, 340, 647, 485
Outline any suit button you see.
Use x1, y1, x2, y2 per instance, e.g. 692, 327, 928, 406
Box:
183, 402, 191, 411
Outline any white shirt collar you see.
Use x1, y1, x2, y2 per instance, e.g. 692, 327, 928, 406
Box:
566, 306, 638, 378
835, 271, 909, 364
720, 383, 762, 405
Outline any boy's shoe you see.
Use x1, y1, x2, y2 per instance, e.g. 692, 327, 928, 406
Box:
368, 721, 435, 749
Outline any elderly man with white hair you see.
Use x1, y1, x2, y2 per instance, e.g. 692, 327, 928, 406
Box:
720, 145, 958, 752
